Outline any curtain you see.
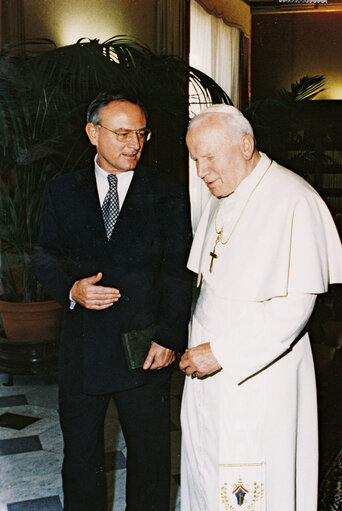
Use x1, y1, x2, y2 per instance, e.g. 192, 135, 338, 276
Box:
155, 0, 190, 60
195, 0, 250, 38
239, 31, 250, 110
189, 0, 240, 231
1, 0, 25, 50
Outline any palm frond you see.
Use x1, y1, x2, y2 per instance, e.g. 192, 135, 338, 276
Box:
0, 36, 231, 300
279, 75, 325, 101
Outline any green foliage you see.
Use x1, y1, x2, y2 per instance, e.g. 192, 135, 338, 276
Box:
0, 36, 231, 302
279, 75, 326, 102
0, 166, 58, 301
244, 75, 327, 164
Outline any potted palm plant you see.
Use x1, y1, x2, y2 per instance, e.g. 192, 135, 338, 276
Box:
0, 39, 66, 340
244, 75, 326, 166
0, 36, 231, 341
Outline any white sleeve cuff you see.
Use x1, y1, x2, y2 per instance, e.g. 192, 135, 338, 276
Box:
69, 291, 76, 310
210, 339, 226, 369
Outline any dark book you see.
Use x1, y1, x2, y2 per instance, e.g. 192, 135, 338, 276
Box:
121, 323, 157, 370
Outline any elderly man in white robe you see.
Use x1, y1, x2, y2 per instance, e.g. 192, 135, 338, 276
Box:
179, 105, 342, 511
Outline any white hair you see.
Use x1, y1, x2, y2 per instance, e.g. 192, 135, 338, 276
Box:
188, 104, 254, 140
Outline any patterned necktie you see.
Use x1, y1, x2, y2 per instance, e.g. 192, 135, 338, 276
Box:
101, 174, 120, 239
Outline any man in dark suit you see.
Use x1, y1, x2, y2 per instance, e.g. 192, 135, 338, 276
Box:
34, 91, 193, 511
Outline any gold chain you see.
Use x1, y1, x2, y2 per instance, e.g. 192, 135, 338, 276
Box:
214, 160, 273, 245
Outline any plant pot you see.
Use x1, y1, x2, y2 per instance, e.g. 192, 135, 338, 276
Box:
0, 300, 63, 341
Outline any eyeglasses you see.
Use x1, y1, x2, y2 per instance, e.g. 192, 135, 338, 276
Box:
97, 124, 152, 142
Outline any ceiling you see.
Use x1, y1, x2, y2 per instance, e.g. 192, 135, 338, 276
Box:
247, 0, 342, 14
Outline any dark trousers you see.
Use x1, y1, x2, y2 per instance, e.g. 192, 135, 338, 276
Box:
59, 369, 172, 511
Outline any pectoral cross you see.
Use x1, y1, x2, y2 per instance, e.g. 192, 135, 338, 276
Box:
209, 230, 222, 273
209, 248, 218, 273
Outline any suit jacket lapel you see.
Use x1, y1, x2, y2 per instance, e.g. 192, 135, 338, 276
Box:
109, 164, 152, 244
74, 166, 107, 239
73, 164, 152, 245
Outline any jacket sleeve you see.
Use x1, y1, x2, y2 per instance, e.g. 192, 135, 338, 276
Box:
33, 181, 77, 309
154, 183, 194, 353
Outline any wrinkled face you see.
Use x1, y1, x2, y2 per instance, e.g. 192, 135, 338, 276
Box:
85, 100, 146, 174
186, 115, 250, 197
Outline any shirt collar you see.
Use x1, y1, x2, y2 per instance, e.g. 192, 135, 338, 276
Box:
94, 154, 134, 183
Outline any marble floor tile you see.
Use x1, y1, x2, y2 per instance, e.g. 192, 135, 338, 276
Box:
0, 369, 184, 511
107, 468, 126, 510
173, 500, 181, 511
0, 374, 56, 387
104, 450, 126, 471
25, 384, 59, 410
0, 435, 42, 456
7, 495, 62, 511
0, 450, 63, 502
39, 424, 63, 454
0, 395, 27, 408
0, 406, 59, 440
0, 376, 43, 399
0, 412, 39, 430
170, 476, 181, 511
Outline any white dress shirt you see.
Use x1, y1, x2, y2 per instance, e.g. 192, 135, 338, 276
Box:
94, 155, 134, 208
70, 155, 135, 308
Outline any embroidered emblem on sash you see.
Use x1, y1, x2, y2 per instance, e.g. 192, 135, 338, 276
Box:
219, 462, 266, 511
233, 479, 248, 505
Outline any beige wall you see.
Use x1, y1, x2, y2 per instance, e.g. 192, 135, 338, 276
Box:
24, 0, 156, 50
251, 12, 342, 100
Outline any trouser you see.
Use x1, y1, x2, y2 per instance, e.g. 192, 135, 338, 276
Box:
59, 369, 172, 511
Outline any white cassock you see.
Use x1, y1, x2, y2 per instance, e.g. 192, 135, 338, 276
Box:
181, 153, 342, 511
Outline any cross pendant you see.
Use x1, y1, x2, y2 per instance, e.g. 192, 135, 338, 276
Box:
209, 248, 218, 273
209, 230, 222, 273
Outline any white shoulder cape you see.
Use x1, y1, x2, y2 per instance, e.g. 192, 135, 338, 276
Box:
187, 154, 342, 301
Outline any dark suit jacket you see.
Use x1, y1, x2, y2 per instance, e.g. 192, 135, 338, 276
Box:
34, 164, 193, 394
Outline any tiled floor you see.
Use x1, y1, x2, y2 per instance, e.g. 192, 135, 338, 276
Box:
0, 371, 184, 511
0, 363, 340, 510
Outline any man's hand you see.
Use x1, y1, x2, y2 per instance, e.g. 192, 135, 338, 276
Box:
70, 272, 121, 310
143, 341, 175, 370
179, 342, 221, 378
